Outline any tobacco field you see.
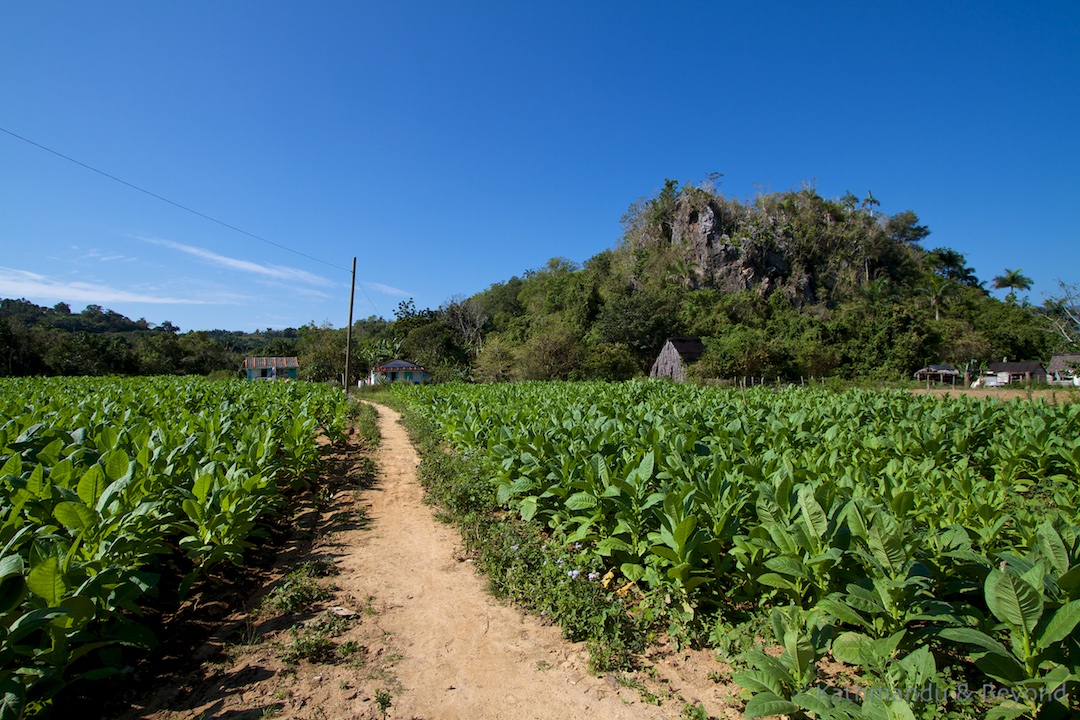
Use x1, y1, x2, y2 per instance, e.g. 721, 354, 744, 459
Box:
0, 376, 352, 718
398, 381, 1080, 719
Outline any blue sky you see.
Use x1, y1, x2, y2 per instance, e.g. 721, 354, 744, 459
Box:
2, 2, 1077, 332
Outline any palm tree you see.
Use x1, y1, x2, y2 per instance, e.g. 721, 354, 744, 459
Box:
928, 248, 981, 287
991, 268, 1033, 304
862, 190, 880, 212
919, 274, 958, 321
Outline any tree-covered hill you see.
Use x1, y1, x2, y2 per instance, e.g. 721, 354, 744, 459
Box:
463, 181, 1064, 382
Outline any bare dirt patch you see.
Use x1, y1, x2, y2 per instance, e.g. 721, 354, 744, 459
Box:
909, 386, 1079, 403
97, 403, 744, 719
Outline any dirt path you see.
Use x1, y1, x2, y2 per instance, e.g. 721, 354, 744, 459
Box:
121, 403, 713, 719
349, 403, 674, 719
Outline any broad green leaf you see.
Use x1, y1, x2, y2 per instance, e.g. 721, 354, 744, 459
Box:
0, 453, 21, 480
899, 646, 937, 687
973, 650, 1027, 685
816, 596, 870, 630
7, 607, 70, 643
682, 575, 710, 590
565, 492, 597, 511
868, 515, 905, 577
782, 629, 817, 683
673, 515, 697, 549
937, 627, 1011, 657
732, 668, 782, 696
798, 487, 827, 540
26, 463, 46, 498
49, 457, 74, 486
1035, 522, 1070, 577
743, 692, 799, 719
51, 595, 96, 630
54, 501, 97, 532
1057, 564, 1080, 599
0, 555, 23, 582
595, 537, 630, 555
27, 556, 67, 605
181, 498, 203, 522
632, 451, 655, 483
763, 556, 805, 578
864, 697, 918, 720
95, 475, 132, 513
831, 631, 873, 666
757, 573, 797, 591
193, 473, 214, 502
77, 464, 108, 506
1036, 599, 1080, 650
651, 546, 680, 564
985, 568, 1043, 636
508, 477, 534, 495
889, 490, 915, 516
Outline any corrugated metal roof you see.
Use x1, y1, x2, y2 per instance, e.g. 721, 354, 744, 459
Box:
987, 361, 1045, 374
915, 365, 960, 375
242, 356, 300, 370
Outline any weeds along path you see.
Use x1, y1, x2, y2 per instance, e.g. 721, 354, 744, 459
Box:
358, 402, 673, 720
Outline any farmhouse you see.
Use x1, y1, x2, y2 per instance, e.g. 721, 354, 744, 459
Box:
985, 361, 1047, 385
370, 359, 431, 385
242, 356, 299, 380
650, 337, 705, 381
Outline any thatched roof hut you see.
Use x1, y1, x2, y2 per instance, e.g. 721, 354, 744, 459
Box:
649, 337, 705, 381
1048, 354, 1080, 379
913, 364, 960, 385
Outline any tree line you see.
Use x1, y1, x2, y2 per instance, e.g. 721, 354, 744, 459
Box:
3, 181, 1076, 383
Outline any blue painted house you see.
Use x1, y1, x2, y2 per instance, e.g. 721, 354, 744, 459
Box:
370, 359, 430, 385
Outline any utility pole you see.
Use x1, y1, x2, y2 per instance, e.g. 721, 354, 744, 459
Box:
344, 256, 356, 392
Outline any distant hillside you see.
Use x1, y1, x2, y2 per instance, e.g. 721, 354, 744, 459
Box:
0, 298, 298, 377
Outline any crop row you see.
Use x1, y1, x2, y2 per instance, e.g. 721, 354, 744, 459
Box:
0, 376, 352, 718
398, 381, 1080, 719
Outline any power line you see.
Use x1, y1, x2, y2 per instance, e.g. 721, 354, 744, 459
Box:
2, 125, 382, 318
1, 126, 353, 273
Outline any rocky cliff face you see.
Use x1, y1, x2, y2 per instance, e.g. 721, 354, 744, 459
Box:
669, 195, 814, 302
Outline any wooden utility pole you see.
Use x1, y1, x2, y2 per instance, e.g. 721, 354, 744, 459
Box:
344, 256, 356, 391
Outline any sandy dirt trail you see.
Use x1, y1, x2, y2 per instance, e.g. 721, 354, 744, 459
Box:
347, 402, 673, 719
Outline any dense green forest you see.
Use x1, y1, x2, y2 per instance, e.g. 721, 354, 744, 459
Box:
3, 181, 1076, 382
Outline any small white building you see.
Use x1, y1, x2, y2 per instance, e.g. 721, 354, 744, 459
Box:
242, 356, 299, 380
369, 359, 431, 385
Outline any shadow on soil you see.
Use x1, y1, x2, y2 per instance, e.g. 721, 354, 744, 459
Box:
50, 429, 380, 720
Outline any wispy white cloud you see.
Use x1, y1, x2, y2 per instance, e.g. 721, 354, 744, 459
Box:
0, 267, 211, 304
365, 281, 411, 297
144, 237, 336, 287
289, 286, 333, 300
85, 249, 137, 263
